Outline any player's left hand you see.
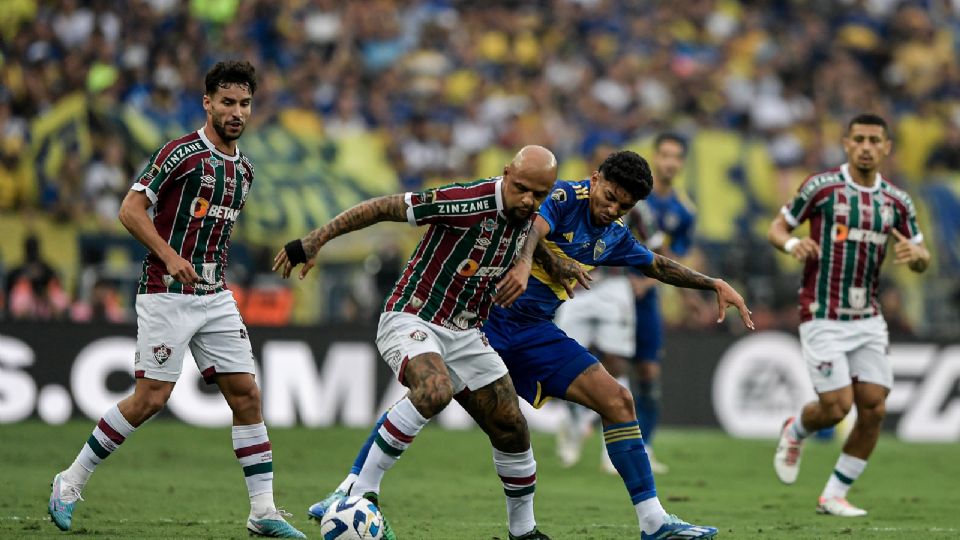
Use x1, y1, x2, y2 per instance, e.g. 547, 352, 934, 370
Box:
494, 259, 532, 308
891, 229, 922, 265
714, 279, 755, 330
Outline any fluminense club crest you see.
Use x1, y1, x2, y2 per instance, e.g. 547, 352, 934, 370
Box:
153, 344, 173, 365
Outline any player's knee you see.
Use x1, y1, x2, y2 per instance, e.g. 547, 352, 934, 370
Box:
488, 407, 529, 451
826, 402, 852, 425
410, 379, 454, 418
600, 385, 635, 424
857, 401, 886, 426
228, 384, 261, 416
138, 388, 172, 417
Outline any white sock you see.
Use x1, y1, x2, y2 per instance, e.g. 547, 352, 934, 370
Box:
822, 453, 867, 500
65, 405, 136, 489
351, 397, 429, 497
494, 447, 537, 536
233, 423, 275, 517
790, 413, 810, 440
636, 497, 667, 534
337, 473, 359, 493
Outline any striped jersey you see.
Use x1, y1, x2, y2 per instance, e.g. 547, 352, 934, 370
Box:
384, 178, 535, 330
502, 179, 655, 323
131, 129, 253, 295
782, 163, 923, 322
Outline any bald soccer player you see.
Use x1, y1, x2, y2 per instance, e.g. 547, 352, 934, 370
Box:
276, 146, 564, 540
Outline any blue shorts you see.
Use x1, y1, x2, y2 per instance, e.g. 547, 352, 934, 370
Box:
634, 287, 664, 363
484, 306, 598, 408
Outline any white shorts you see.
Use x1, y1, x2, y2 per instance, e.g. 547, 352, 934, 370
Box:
554, 276, 635, 358
134, 291, 254, 384
376, 311, 508, 394
799, 316, 891, 393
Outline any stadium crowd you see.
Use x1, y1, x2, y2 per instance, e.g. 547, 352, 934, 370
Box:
1, 0, 959, 336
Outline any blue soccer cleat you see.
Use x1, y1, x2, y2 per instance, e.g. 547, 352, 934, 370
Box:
306, 489, 347, 521
247, 509, 307, 538
641, 514, 718, 539
48, 472, 82, 531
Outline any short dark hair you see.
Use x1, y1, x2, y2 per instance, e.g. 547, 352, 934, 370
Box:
598, 150, 653, 200
654, 132, 687, 155
847, 113, 889, 138
205, 61, 257, 96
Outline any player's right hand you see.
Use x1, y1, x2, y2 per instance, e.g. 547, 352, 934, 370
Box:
554, 259, 592, 298
790, 237, 821, 261
164, 255, 200, 284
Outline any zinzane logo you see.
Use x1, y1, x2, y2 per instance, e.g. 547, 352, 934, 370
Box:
436, 199, 491, 214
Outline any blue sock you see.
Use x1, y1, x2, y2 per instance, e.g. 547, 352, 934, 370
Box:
635, 379, 660, 444
603, 421, 656, 504
350, 410, 389, 476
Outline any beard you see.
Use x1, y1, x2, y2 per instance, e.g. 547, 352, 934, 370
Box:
213, 116, 245, 142
505, 207, 532, 224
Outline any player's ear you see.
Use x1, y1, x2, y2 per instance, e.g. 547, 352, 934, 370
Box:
202, 94, 211, 113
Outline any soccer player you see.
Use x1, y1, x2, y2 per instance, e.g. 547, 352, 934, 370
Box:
47, 62, 305, 538
553, 134, 695, 474
625, 133, 696, 473
770, 114, 930, 516
275, 145, 561, 540
316, 151, 753, 539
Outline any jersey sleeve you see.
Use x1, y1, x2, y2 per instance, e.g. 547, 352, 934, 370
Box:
404, 180, 500, 228
130, 145, 186, 205
604, 227, 655, 268
538, 182, 574, 233
781, 174, 823, 228
894, 192, 924, 244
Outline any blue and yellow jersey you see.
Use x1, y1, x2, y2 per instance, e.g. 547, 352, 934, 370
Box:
505, 179, 655, 323
636, 190, 696, 256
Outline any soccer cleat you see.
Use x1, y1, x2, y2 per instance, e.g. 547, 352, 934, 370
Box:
641, 514, 718, 539
509, 526, 552, 539
773, 416, 804, 484
306, 489, 347, 521
48, 472, 82, 531
247, 508, 307, 538
361, 492, 397, 540
816, 496, 867, 517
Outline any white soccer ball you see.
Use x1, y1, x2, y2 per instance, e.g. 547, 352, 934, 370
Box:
320, 495, 385, 540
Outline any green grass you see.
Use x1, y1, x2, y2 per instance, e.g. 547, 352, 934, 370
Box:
2, 421, 958, 539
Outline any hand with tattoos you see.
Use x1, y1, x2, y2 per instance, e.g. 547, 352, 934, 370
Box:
272, 194, 408, 279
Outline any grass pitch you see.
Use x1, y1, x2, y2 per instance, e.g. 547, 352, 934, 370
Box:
2, 421, 957, 539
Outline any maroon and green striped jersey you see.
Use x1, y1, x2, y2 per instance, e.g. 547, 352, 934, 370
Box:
782, 163, 923, 322
384, 177, 534, 330
131, 129, 253, 295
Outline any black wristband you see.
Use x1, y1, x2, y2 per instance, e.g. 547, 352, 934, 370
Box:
284, 239, 308, 265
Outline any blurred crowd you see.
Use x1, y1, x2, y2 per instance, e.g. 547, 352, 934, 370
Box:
2, 0, 960, 336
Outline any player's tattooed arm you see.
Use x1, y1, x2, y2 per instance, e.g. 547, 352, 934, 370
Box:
642, 253, 715, 290
274, 194, 407, 279
642, 254, 755, 329
302, 194, 408, 258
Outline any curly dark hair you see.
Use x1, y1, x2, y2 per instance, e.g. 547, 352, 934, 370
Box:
204, 60, 258, 96
598, 150, 653, 200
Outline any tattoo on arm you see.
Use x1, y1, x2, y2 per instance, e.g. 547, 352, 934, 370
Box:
302, 194, 407, 257
642, 253, 716, 290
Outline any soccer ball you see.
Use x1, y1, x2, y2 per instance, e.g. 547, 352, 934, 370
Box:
320, 495, 385, 540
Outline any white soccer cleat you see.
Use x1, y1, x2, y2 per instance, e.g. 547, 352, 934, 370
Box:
816, 496, 867, 517
774, 416, 804, 484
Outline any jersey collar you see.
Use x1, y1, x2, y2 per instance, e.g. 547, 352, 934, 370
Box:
840, 163, 881, 193
495, 177, 505, 214
197, 128, 241, 162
